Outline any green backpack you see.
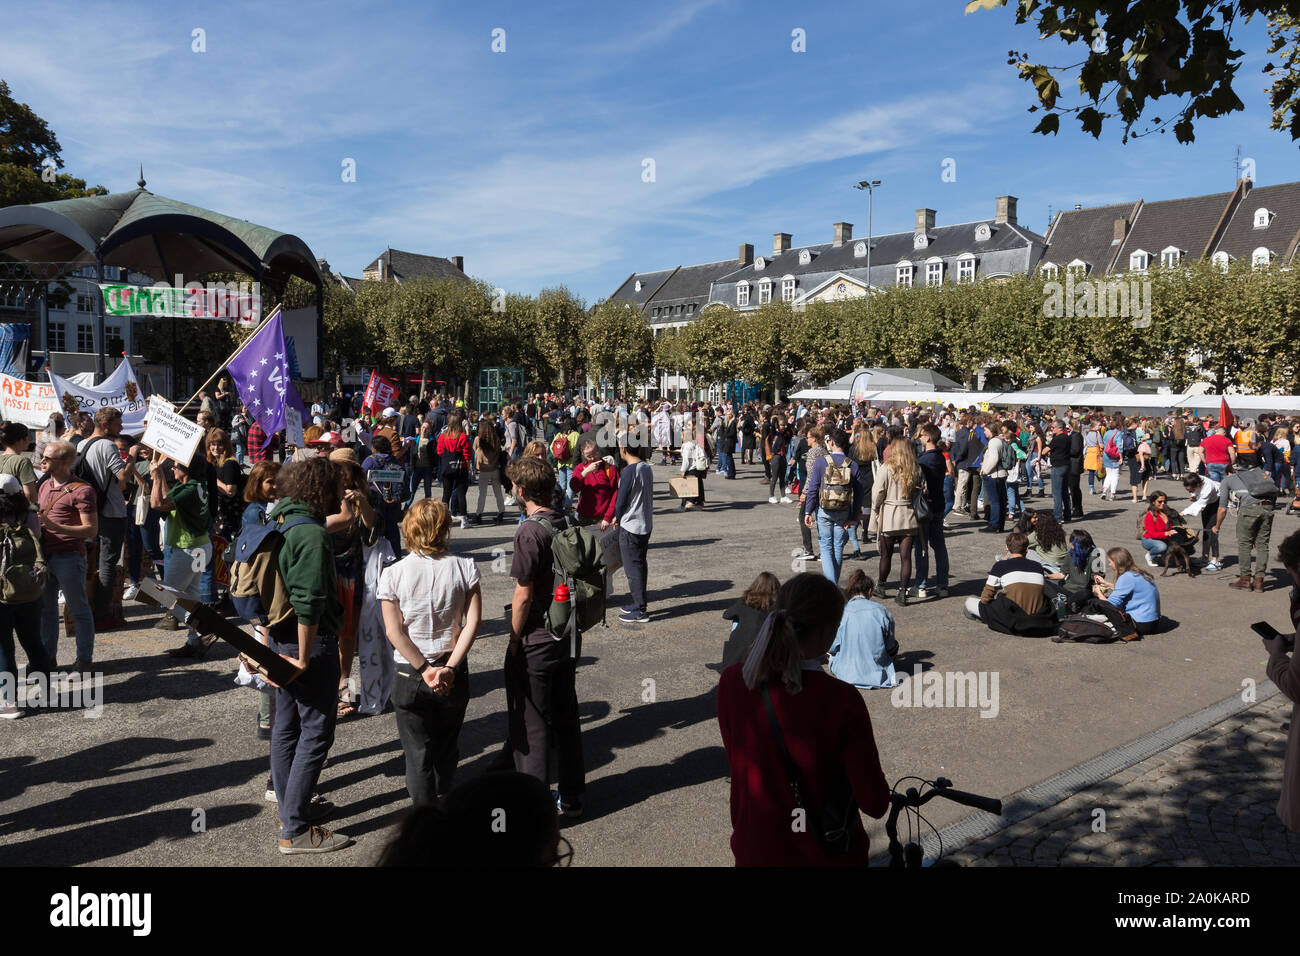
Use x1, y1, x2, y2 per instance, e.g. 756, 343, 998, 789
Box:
526, 514, 608, 656
0, 520, 47, 605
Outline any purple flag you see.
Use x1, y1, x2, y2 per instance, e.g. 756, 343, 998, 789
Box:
226, 310, 307, 449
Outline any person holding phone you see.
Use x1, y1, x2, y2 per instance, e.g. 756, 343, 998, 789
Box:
1264, 529, 1300, 832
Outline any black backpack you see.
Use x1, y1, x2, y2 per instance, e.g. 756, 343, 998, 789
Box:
71, 436, 113, 513
1053, 598, 1139, 644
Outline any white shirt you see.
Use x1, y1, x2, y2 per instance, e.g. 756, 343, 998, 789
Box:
1181, 477, 1220, 517
376, 553, 480, 663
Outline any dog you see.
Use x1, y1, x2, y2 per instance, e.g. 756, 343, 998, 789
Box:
1160, 543, 1199, 577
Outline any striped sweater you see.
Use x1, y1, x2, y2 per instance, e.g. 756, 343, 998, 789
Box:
980, 556, 1049, 615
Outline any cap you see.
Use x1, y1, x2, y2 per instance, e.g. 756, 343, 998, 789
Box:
382, 407, 398, 418
329, 447, 360, 466
310, 431, 344, 446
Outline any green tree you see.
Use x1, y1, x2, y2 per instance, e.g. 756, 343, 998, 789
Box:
966, 0, 1300, 144
1, 79, 108, 206
584, 299, 653, 396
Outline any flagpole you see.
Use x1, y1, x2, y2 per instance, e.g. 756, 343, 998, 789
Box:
177, 305, 281, 414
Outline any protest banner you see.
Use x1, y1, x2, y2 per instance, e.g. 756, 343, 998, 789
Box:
141, 398, 205, 464
101, 279, 261, 325
284, 406, 304, 448
362, 370, 399, 414
48, 359, 148, 433
0, 372, 59, 427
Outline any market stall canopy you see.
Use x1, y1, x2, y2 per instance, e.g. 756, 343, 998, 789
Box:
0, 182, 322, 286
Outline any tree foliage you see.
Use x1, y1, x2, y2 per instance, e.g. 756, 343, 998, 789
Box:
583, 300, 653, 395
0, 79, 108, 206
966, 0, 1300, 144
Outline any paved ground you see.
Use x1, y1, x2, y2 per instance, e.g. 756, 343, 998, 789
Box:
949, 694, 1300, 866
0, 464, 1296, 866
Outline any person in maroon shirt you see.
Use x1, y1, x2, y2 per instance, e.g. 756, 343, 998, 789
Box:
717, 572, 890, 866
568, 437, 619, 527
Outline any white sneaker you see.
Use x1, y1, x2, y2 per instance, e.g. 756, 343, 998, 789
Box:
504, 496, 517, 506
916, 586, 928, 599
459, 517, 468, 530
780, 496, 793, 504
1145, 553, 1159, 568
123, 583, 140, 601
0, 703, 21, 719
1204, 560, 1222, 572
769, 496, 778, 504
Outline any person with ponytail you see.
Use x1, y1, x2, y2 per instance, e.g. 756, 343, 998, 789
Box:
1094, 546, 1162, 636
717, 572, 890, 866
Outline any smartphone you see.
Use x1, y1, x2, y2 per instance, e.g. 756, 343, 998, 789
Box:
1252, 621, 1282, 640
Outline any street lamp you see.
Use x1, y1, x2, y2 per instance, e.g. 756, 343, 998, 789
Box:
853, 179, 881, 304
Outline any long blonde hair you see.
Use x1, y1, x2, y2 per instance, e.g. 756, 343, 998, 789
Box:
884, 437, 919, 498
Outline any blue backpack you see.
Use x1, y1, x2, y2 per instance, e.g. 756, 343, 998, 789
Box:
228, 516, 318, 626
1122, 430, 1138, 455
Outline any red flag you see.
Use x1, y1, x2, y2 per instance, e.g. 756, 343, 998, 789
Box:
362, 370, 399, 414
1218, 397, 1234, 430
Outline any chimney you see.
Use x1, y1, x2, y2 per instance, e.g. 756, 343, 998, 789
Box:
995, 195, 1018, 225
451, 255, 464, 272
833, 222, 853, 247
1113, 217, 1128, 243
915, 208, 936, 235
738, 243, 753, 265
773, 233, 792, 256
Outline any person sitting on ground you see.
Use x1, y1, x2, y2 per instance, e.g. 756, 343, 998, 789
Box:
1045, 528, 1106, 614
1025, 509, 1069, 572
963, 531, 1057, 636
716, 572, 890, 866
1093, 546, 1161, 636
717, 571, 780, 671
828, 570, 899, 689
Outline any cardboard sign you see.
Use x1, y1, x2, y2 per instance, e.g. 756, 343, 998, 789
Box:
369, 469, 404, 484
668, 475, 700, 499
285, 406, 304, 448
142, 399, 205, 464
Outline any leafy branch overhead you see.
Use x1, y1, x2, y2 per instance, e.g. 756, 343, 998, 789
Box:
966, 0, 1300, 144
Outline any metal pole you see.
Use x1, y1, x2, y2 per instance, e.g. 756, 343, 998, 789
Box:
867, 186, 873, 296
95, 254, 106, 380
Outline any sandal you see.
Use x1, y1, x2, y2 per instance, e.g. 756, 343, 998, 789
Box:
337, 689, 356, 718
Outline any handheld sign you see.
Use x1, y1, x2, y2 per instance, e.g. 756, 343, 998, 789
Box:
285, 406, 304, 448
369, 469, 404, 485
142, 398, 205, 464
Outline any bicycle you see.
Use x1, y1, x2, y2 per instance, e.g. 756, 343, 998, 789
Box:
884, 776, 1003, 867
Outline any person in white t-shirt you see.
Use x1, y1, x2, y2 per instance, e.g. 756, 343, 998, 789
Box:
378, 497, 482, 806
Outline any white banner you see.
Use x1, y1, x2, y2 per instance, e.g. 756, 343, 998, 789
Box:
0, 373, 59, 428
48, 359, 148, 434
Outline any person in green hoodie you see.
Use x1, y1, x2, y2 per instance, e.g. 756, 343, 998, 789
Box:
265, 456, 354, 855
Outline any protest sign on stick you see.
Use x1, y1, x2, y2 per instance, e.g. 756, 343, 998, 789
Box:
141, 397, 205, 464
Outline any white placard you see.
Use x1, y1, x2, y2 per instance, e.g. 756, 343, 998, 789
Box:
142, 400, 205, 464
285, 406, 304, 448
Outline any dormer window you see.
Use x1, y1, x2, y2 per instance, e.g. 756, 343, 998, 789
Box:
1254, 208, 1274, 229
957, 254, 976, 283
754, 256, 766, 271
781, 276, 796, 302
1040, 262, 1059, 278
1253, 247, 1273, 269
853, 241, 867, 258
925, 257, 943, 286
737, 283, 749, 307
975, 224, 992, 242
798, 249, 812, 265
1067, 259, 1089, 277
634, 279, 642, 292
913, 233, 929, 250
1129, 249, 1150, 271
1212, 251, 1232, 272
1160, 246, 1184, 267
896, 262, 913, 287
759, 279, 772, 304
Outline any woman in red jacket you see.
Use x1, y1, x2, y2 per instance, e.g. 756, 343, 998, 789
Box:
1139, 491, 1172, 568
717, 572, 890, 866
436, 414, 473, 530
569, 437, 619, 528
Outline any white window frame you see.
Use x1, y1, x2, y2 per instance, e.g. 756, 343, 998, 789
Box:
759, 279, 772, 304
853, 241, 867, 258
957, 254, 976, 283
736, 283, 749, 307
48, 321, 66, 352
1212, 251, 1231, 272
896, 262, 913, 287
781, 276, 795, 302
1254, 208, 1273, 229
1253, 247, 1273, 269
1160, 246, 1183, 267
1066, 258, 1089, 277
1040, 262, 1059, 278
925, 257, 944, 286
1129, 249, 1150, 271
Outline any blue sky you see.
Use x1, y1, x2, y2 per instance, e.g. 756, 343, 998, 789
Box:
2, 0, 1294, 303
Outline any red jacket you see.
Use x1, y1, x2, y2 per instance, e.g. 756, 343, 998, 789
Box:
436, 432, 471, 469
569, 459, 619, 522
1143, 511, 1170, 540
717, 664, 890, 867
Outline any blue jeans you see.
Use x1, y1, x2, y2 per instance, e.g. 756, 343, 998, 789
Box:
557, 466, 573, 504
816, 508, 851, 585
1007, 481, 1023, 515
1050, 465, 1071, 521
41, 551, 94, 664
1140, 538, 1168, 559
269, 630, 339, 839
943, 473, 954, 515
915, 518, 949, 590
981, 475, 1007, 531
1207, 463, 1227, 483
718, 450, 734, 478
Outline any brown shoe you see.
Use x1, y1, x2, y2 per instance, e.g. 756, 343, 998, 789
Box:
278, 825, 354, 855
1228, 576, 1252, 590
1253, 575, 1266, 592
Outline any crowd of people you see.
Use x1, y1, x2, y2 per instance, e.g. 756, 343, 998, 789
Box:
7, 379, 1300, 866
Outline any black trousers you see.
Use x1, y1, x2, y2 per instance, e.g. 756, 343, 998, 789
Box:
1067, 470, 1084, 517
619, 528, 650, 612
505, 637, 585, 801
391, 662, 470, 806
